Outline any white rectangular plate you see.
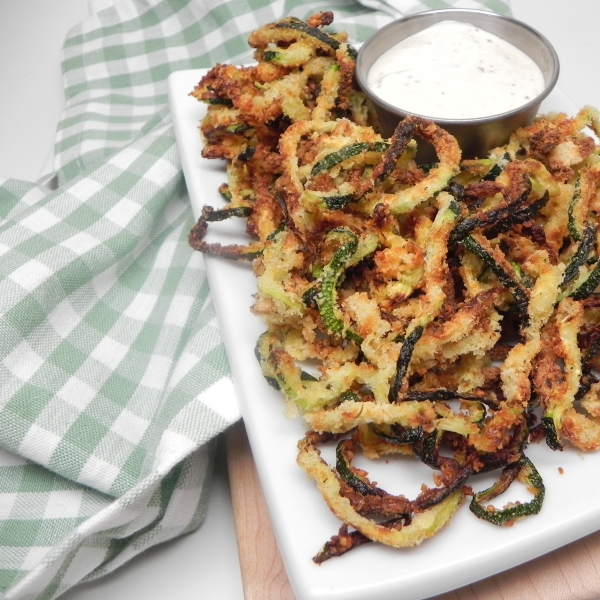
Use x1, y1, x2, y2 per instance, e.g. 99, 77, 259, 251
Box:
168, 68, 596, 600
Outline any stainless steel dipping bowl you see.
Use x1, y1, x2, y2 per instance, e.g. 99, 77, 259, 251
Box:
356, 9, 560, 159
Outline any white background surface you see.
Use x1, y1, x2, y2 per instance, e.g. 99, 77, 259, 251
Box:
0, 2, 244, 599
0, 1, 599, 599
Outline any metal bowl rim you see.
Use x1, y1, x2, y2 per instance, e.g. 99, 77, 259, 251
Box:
355, 8, 560, 125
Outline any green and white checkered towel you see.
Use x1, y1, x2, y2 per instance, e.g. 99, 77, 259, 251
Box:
0, 0, 510, 597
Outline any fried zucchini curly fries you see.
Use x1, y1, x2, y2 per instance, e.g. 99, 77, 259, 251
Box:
189, 12, 600, 562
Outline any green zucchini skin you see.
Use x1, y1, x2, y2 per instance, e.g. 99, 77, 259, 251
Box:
484, 192, 549, 237
274, 17, 358, 58
313, 518, 402, 564
413, 430, 441, 468
337, 434, 468, 512
413, 456, 473, 510
314, 228, 365, 344
338, 390, 361, 403
541, 414, 564, 450
201, 205, 253, 221
375, 119, 417, 183
388, 326, 424, 403
237, 146, 256, 162
407, 388, 461, 402
188, 208, 264, 261
448, 199, 462, 216
459, 235, 529, 325
315, 229, 359, 340
447, 182, 464, 201
206, 97, 233, 107
218, 183, 232, 202
300, 370, 319, 382
322, 194, 356, 210
335, 440, 383, 496
254, 333, 281, 391
469, 455, 545, 526
571, 258, 600, 300
310, 141, 389, 177
449, 179, 531, 245
225, 123, 250, 134
301, 285, 319, 309
482, 153, 510, 181
372, 424, 424, 445
567, 174, 583, 241
263, 50, 278, 61
562, 222, 596, 287
406, 389, 485, 403
265, 222, 286, 241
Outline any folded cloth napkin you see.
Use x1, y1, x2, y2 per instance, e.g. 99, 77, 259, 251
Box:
0, 0, 509, 598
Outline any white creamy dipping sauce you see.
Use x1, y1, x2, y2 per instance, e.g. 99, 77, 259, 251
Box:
367, 20, 546, 120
